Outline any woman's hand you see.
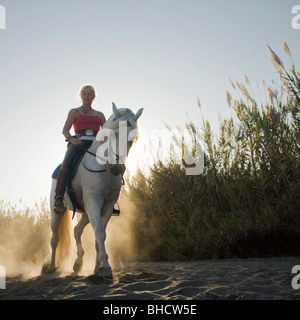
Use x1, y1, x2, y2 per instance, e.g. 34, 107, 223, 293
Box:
69, 137, 82, 145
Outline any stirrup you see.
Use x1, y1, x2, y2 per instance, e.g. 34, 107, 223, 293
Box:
112, 203, 120, 216
54, 195, 67, 214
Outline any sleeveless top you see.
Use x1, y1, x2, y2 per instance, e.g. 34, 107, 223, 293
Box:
73, 113, 102, 133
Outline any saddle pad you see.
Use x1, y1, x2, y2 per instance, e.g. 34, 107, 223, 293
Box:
51, 164, 62, 179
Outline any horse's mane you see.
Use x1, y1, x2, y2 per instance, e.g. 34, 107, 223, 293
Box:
102, 108, 137, 131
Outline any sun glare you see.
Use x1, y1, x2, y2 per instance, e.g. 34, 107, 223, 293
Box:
125, 126, 152, 177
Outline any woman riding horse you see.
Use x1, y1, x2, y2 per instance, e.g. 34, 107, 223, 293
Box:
54, 84, 106, 213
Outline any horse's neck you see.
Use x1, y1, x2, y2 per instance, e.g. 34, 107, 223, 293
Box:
89, 138, 101, 154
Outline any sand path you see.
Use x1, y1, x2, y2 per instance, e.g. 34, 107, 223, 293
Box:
1, 257, 299, 300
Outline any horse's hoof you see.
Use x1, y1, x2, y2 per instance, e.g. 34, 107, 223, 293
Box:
73, 261, 82, 274
96, 267, 113, 279
41, 263, 58, 275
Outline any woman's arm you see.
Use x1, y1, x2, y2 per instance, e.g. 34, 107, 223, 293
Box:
98, 111, 106, 127
62, 108, 82, 144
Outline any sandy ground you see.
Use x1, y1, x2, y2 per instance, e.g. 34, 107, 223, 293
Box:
0, 257, 299, 300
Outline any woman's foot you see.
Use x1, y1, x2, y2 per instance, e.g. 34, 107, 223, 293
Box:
54, 195, 66, 213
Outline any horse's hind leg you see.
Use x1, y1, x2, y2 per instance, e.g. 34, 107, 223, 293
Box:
73, 214, 89, 274
42, 210, 62, 274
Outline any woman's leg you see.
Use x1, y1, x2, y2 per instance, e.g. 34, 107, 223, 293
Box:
54, 141, 92, 213
54, 170, 69, 213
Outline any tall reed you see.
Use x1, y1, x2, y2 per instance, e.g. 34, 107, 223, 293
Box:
0, 198, 51, 274
128, 43, 300, 261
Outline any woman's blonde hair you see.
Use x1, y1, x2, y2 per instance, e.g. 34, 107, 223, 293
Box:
78, 84, 97, 101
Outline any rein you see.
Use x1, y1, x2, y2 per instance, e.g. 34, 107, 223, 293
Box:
72, 143, 105, 172
82, 160, 107, 173
74, 142, 97, 158
74, 141, 124, 174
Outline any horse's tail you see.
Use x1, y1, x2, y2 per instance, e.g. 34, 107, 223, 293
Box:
56, 210, 73, 265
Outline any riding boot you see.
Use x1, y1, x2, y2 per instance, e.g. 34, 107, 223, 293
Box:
54, 170, 68, 213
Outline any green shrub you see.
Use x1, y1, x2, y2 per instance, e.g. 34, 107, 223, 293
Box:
128, 43, 300, 261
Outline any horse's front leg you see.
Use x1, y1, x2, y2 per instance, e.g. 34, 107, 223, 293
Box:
94, 201, 114, 275
86, 196, 112, 278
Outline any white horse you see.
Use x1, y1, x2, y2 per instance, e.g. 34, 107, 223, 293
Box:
43, 103, 143, 278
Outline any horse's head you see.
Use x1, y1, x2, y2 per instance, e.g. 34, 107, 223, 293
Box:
95, 102, 143, 175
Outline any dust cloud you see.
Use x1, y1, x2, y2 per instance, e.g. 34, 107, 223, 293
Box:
0, 197, 139, 278
0, 200, 51, 278
77, 196, 139, 274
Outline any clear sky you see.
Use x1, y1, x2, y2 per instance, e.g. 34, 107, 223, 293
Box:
0, 0, 299, 208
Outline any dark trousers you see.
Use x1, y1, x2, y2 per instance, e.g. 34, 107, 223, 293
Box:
60, 140, 93, 178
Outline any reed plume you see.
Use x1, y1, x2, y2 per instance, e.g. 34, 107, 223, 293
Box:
128, 43, 300, 261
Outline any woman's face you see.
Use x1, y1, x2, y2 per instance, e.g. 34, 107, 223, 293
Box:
81, 88, 95, 104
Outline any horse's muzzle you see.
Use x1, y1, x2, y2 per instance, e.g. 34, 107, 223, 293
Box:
110, 164, 125, 176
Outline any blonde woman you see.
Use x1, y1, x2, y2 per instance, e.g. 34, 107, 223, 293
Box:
54, 85, 106, 213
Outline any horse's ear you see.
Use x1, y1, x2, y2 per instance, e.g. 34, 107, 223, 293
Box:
134, 108, 144, 121
112, 102, 122, 118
